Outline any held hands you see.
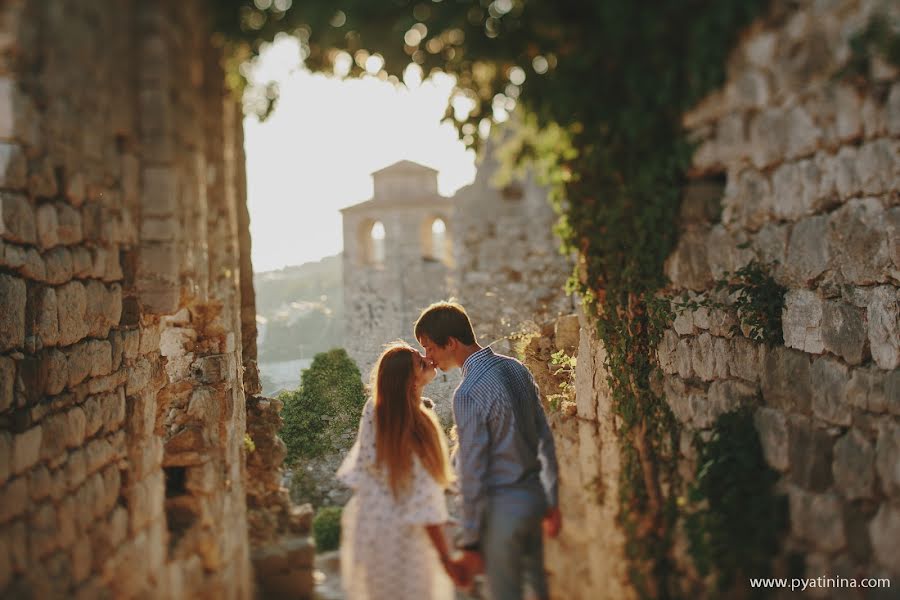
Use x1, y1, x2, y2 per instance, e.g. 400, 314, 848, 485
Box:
442, 549, 484, 590
543, 506, 562, 538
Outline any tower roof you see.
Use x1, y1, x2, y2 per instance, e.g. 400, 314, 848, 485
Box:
371, 160, 438, 176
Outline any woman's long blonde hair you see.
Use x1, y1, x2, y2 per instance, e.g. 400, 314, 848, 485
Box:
372, 342, 453, 497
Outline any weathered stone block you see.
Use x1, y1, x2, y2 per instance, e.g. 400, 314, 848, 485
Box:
834, 146, 860, 199
64, 449, 86, 493
869, 503, 900, 573
832, 430, 875, 500
0, 432, 10, 485
27, 464, 51, 501
11, 426, 41, 475
56, 202, 83, 245
876, 420, 900, 497
0, 477, 27, 524
867, 286, 899, 370
712, 336, 730, 379
28, 502, 58, 561
44, 246, 73, 285
754, 407, 788, 471
783, 289, 824, 354
729, 336, 763, 382
706, 225, 754, 280
0, 355, 15, 413
846, 367, 888, 413
27, 285, 58, 348
749, 109, 789, 169
192, 354, 234, 385
753, 222, 789, 269
85, 437, 114, 475
784, 216, 830, 286
0, 143, 26, 190
672, 310, 695, 336
675, 338, 694, 380
87, 340, 113, 378
656, 329, 678, 375
722, 169, 772, 231
788, 416, 833, 491
56, 281, 88, 346
0, 273, 25, 351
126, 357, 153, 396
40, 348, 67, 395
35, 203, 59, 249
41, 407, 86, 461
65, 341, 92, 389
690, 332, 716, 381
70, 532, 92, 585
141, 167, 178, 218
71, 247, 93, 278
139, 323, 162, 356
772, 159, 832, 221
856, 140, 896, 196
828, 198, 891, 285
85, 280, 120, 339
810, 357, 851, 426
664, 229, 713, 291
121, 329, 140, 360
0, 193, 35, 244
83, 395, 104, 440
0, 522, 9, 589
887, 370, 900, 417
126, 389, 156, 439
707, 379, 756, 420
762, 346, 812, 412
788, 487, 845, 553
888, 82, 900, 136
820, 301, 867, 365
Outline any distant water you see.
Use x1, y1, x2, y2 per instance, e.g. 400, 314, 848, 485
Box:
259, 358, 312, 396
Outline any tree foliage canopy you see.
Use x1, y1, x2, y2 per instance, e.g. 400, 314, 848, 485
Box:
278, 348, 366, 464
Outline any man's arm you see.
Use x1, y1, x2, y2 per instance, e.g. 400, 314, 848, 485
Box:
532, 377, 561, 535
454, 390, 491, 548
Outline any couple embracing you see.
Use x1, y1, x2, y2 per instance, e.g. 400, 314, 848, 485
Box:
337, 301, 562, 600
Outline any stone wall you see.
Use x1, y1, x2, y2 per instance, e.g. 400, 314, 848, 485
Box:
524, 313, 635, 600
540, 1, 899, 598
665, 0, 899, 590
0, 1, 266, 597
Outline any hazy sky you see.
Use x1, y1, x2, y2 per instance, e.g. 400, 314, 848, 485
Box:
244, 36, 477, 273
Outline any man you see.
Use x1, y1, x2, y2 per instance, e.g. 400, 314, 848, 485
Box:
414, 301, 562, 600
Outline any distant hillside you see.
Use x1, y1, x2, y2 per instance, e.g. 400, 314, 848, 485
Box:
254, 255, 343, 365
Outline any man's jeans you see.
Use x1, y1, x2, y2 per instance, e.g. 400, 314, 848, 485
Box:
482, 489, 548, 600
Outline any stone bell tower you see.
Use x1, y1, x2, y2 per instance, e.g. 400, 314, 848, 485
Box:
340, 161, 456, 380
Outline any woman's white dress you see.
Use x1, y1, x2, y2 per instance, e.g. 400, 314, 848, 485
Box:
336, 399, 454, 600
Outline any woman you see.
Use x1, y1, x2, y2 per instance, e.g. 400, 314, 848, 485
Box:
337, 342, 460, 599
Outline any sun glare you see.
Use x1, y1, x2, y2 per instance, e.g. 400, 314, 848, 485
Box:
243, 37, 476, 273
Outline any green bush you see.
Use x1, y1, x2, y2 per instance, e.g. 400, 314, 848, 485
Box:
312, 506, 343, 552
279, 348, 366, 464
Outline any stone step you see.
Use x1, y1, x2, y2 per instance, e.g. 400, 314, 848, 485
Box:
253, 535, 316, 600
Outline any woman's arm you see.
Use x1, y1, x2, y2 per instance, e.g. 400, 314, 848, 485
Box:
425, 524, 451, 564
425, 524, 468, 586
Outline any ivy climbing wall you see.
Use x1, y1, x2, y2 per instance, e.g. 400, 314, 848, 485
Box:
536, 1, 900, 598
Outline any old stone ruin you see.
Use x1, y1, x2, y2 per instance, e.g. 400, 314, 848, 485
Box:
0, 0, 898, 600
0, 2, 311, 599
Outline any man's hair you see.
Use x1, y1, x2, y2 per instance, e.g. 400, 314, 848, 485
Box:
414, 301, 477, 347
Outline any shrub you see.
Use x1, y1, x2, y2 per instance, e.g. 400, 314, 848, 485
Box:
279, 348, 366, 464
312, 506, 343, 552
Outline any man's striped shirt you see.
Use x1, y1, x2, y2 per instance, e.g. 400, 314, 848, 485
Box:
453, 346, 559, 546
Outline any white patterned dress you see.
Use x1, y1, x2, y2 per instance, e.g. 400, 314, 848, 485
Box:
336, 399, 454, 600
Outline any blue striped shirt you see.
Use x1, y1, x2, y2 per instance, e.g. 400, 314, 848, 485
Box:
453, 347, 559, 546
